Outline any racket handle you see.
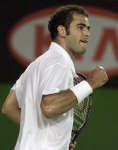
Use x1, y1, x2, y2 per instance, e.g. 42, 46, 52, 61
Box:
72, 134, 79, 143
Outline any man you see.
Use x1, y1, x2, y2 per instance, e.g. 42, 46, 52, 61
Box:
2, 5, 108, 150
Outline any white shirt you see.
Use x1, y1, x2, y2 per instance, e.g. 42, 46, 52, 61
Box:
12, 42, 77, 150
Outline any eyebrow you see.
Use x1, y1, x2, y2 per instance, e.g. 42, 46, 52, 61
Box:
77, 23, 91, 30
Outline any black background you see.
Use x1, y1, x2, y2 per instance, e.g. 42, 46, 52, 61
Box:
0, 0, 118, 86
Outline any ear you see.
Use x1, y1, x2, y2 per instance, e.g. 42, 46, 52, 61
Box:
57, 25, 66, 37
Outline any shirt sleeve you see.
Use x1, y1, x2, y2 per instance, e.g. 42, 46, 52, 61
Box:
42, 63, 72, 95
10, 73, 24, 108
11, 84, 16, 91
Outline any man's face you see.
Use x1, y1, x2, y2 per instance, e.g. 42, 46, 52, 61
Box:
65, 13, 90, 55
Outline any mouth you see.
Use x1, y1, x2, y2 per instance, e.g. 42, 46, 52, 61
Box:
80, 40, 88, 44
79, 40, 88, 48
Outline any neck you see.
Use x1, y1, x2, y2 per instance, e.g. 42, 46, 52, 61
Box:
53, 39, 75, 61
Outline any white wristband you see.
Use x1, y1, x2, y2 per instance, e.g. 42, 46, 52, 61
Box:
70, 80, 93, 103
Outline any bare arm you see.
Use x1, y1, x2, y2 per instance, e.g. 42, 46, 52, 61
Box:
41, 89, 78, 118
41, 66, 108, 118
1, 90, 21, 124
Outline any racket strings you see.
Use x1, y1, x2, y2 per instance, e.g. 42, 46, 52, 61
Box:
73, 98, 89, 131
72, 73, 92, 142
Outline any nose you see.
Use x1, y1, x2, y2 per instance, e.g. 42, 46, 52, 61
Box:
83, 28, 91, 37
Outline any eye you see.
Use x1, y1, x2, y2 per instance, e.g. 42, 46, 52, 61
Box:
77, 24, 91, 31
78, 25, 84, 30
87, 26, 90, 31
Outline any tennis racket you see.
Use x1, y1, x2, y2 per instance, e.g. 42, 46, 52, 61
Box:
71, 73, 93, 144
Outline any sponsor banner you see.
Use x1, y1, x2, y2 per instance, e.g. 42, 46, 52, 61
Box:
8, 6, 118, 77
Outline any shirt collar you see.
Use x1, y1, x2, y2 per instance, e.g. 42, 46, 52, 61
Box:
49, 42, 76, 76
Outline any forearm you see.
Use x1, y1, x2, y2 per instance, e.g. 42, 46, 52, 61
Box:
41, 89, 78, 118
3, 107, 21, 124
2, 90, 21, 124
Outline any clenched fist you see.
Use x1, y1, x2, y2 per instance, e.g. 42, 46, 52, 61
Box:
87, 66, 108, 89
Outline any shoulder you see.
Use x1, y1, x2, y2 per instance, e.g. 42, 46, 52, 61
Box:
38, 50, 69, 69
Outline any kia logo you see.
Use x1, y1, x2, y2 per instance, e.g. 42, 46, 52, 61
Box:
8, 7, 118, 77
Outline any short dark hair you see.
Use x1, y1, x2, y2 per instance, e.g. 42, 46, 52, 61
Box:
48, 5, 88, 40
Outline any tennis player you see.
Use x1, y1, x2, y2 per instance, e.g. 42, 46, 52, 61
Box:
2, 5, 108, 150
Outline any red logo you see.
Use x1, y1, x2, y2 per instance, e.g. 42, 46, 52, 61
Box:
8, 6, 118, 77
